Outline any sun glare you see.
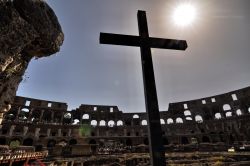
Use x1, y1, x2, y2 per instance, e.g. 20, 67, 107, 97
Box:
173, 3, 196, 27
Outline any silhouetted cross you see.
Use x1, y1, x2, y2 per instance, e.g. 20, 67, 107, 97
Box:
100, 10, 187, 166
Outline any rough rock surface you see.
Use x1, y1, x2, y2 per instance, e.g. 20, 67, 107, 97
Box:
0, 0, 64, 121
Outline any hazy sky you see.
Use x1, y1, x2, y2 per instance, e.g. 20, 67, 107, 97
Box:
17, 0, 250, 112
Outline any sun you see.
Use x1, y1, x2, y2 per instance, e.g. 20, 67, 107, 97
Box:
172, 3, 197, 27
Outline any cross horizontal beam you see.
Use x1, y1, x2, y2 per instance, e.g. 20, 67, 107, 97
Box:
100, 32, 188, 50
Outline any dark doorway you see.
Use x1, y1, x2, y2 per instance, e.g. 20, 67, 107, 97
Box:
69, 139, 77, 145
126, 139, 132, 146
143, 138, 149, 145
162, 138, 169, 145
89, 139, 96, 145
181, 137, 189, 144
202, 136, 210, 143
47, 140, 56, 147
23, 138, 33, 146
0, 138, 6, 145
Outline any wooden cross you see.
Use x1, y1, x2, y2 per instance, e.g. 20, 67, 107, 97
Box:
100, 10, 187, 166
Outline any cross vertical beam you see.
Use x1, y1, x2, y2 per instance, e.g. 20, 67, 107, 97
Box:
137, 11, 166, 166
100, 10, 187, 166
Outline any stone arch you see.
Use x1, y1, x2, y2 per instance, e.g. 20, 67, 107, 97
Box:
64, 113, 71, 119
184, 110, 191, 116
236, 109, 242, 116
69, 139, 77, 145
117, 120, 123, 126
73, 119, 80, 125
176, 117, 183, 123
141, 120, 147, 126
90, 120, 97, 126
82, 114, 89, 119
223, 104, 231, 111
181, 137, 189, 144
215, 113, 222, 119
202, 136, 210, 143
160, 119, 165, 124
99, 120, 106, 126
23, 138, 33, 146
126, 139, 132, 146
47, 139, 56, 147
195, 115, 203, 123
167, 118, 174, 124
133, 114, 139, 119
143, 138, 149, 145
108, 120, 115, 127
226, 112, 232, 117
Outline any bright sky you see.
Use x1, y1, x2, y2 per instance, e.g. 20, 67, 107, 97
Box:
17, 0, 250, 112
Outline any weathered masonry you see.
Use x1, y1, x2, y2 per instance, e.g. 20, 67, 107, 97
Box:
1, 86, 250, 152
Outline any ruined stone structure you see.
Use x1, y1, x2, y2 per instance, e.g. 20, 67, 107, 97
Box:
0, 86, 250, 155
0, 0, 64, 123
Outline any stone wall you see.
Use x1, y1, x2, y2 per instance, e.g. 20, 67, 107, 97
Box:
0, 0, 64, 123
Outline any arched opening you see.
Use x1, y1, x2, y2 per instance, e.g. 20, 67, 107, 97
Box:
73, 119, 80, 125
64, 113, 71, 119
181, 137, 189, 144
248, 107, 250, 113
108, 120, 115, 127
69, 139, 77, 145
126, 139, 132, 146
117, 120, 123, 126
99, 120, 106, 126
141, 120, 147, 126
167, 118, 174, 124
176, 117, 183, 123
186, 117, 192, 121
90, 120, 97, 126
133, 114, 139, 119
184, 110, 191, 116
223, 104, 231, 111
226, 112, 232, 117
143, 138, 149, 145
0, 138, 6, 145
202, 136, 210, 143
47, 140, 56, 147
195, 115, 203, 123
236, 109, 242, 116
23, 138, 33, 146
162, 138, 169, 145
21, 108, 29, 112
89, 139, 96, 145
82, 114, 89, 119
160, 119, 165, 124
215, 113, 222, 119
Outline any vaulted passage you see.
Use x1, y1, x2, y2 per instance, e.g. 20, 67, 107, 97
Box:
23, 138, 33, 146
181, 137, 189, 144
202, 136, 210, 143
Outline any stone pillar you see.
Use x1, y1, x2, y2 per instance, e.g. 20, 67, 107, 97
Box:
68, 129, 72, 137
15, 107, 21, 121
35, 128, 40, 138
50, 112, 54, 123
9, 125, 16, 136
27, 108, 34, 122
58, 129, 61, 137
47, 128, 51, 137
0, 113, 4, 125
60, 114, 64, 124
96, 128, 99, 136
124, 128, 127, 136
39, 110, 44, 123
23, 126, 28, 136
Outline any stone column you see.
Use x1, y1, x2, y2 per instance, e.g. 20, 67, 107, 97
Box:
58, 129, 61, 137
0, 113, 4, 125
96, 128, 99, 136
47, 128, 51, 137
68, 129, 72, 137
9, 125, 16, 136
35, 128, 40, 138
27, 108, 34, 122
39, 110, 45, 123
15, 107, 21, 121
50, 112, 54, 123
23, 126, 28, 136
